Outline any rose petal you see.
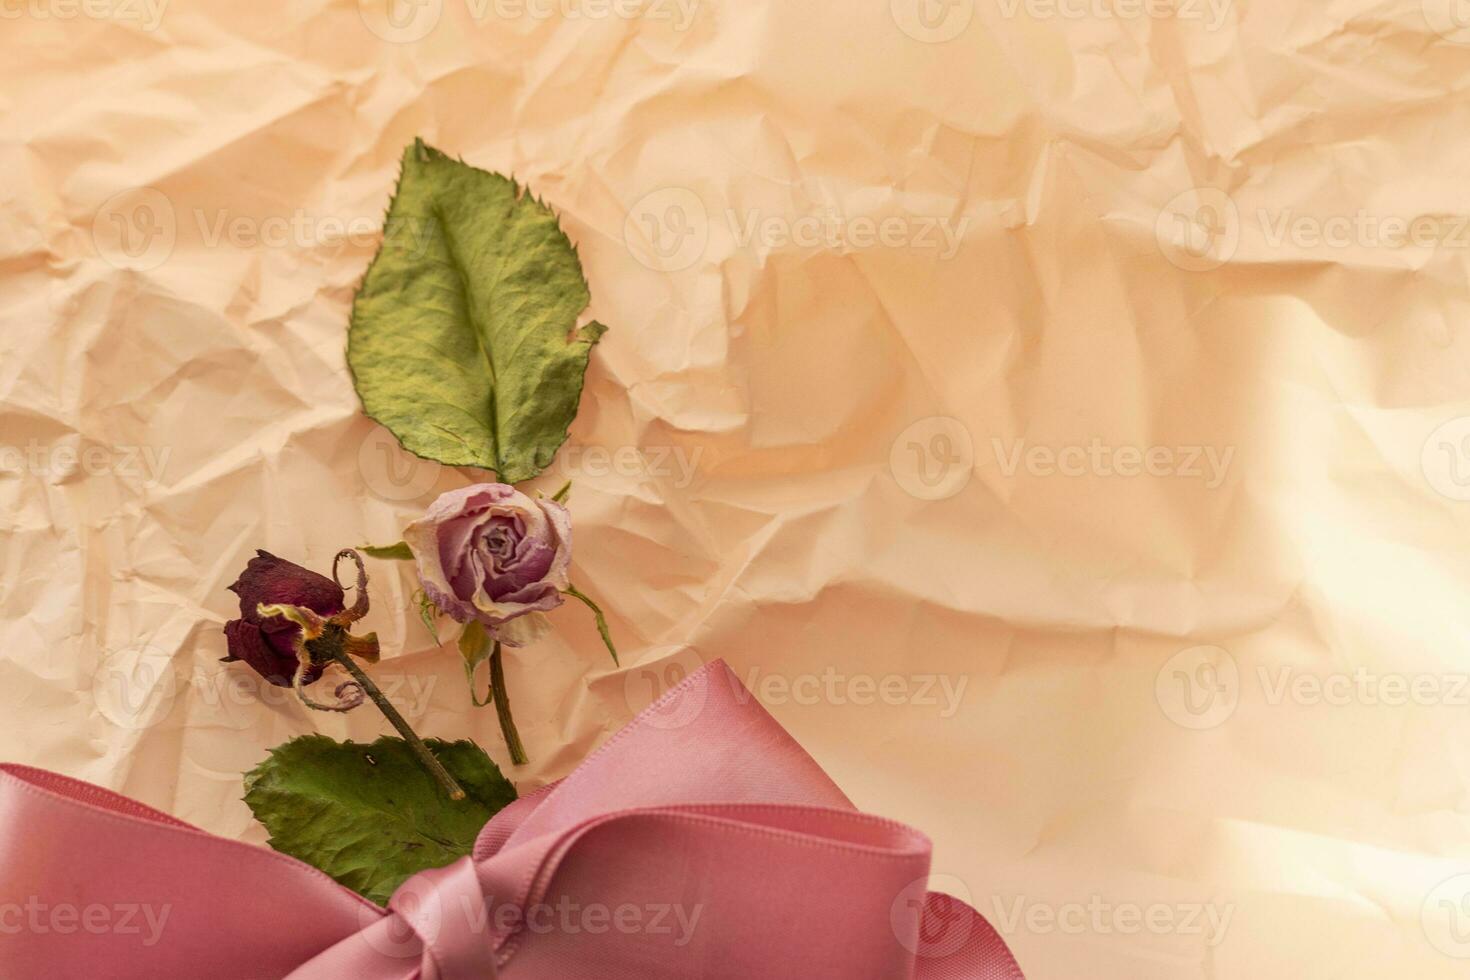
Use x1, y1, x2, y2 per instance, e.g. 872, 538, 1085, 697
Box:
224, 619, 320, 688
493, 612, 551, 648
228, 550, 344, 631
536, 497, 573, 592
406, 511, 480, 625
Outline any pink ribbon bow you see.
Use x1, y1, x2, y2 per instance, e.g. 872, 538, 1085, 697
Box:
0, 659, 1024, 979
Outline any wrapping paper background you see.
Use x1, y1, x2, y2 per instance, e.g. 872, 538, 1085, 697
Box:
5, 2, 1470, 976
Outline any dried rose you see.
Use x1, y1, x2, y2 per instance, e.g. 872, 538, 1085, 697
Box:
404, 484, 571, 647
222, 550, 379, 702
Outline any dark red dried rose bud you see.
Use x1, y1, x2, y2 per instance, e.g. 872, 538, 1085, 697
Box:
222, 550, 346, 687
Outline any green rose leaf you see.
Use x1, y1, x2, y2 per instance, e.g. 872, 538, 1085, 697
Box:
414, 588, 442, 643
244, 734, 517, 905
348, 138, 607, 483
360, 541, 414, 561
458, 620, 494, 708
564, 583, 618, 666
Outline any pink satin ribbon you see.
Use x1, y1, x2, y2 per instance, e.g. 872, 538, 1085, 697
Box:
0, 659, 1024, 979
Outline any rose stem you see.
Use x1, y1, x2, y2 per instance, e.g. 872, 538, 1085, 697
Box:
489, 642, 528, 766
328, 649, 466, 801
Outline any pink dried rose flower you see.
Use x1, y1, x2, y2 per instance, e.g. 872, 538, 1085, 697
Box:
403, 483, 571, 647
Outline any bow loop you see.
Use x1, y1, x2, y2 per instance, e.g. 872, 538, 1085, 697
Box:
386, 857, 499, 980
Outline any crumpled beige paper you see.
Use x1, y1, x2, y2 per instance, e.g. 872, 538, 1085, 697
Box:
5, 1, 1470, 976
